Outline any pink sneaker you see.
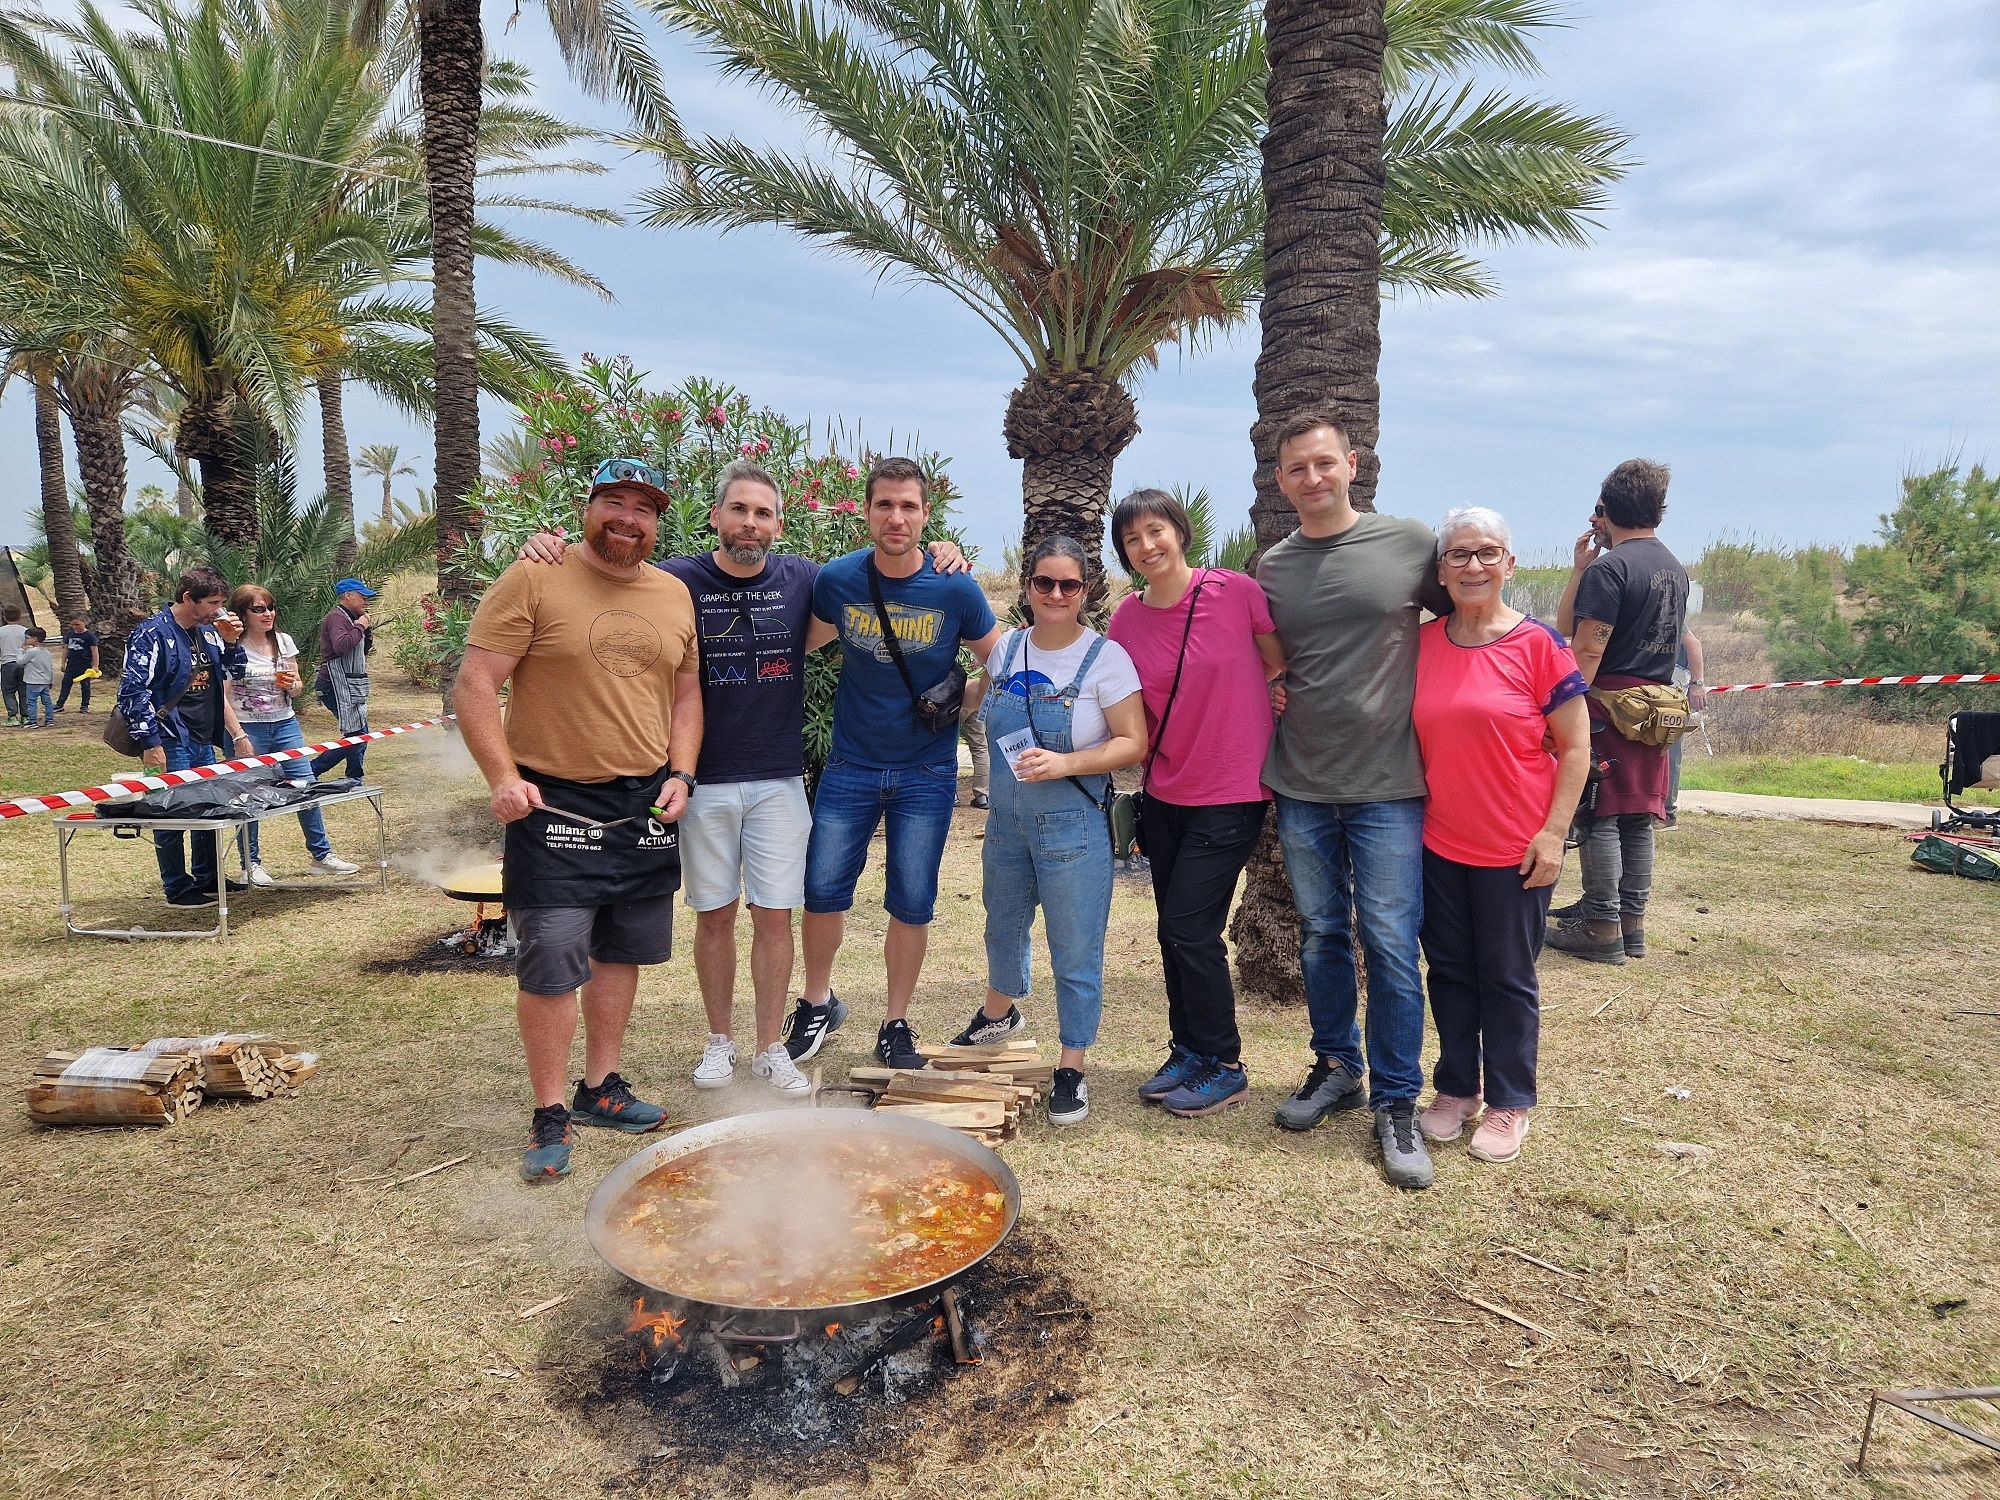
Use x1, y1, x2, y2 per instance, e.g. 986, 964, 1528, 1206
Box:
1468, 1107, 1530, 1163
1418, 1092, 1482, 1143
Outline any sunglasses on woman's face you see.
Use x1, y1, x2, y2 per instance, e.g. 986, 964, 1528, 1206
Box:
247, 603, 277, 612
1029, 575, 1084, 597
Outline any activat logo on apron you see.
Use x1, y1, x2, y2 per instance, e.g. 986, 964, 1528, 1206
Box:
637, 816, 675, 850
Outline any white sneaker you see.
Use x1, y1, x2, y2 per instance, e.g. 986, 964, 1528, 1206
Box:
310, 853, 361, 875
692, 1034, 737, 1089
751, 1043, 812, 1096
246, 862, 278, 889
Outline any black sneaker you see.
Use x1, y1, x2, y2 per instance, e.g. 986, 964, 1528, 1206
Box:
520, 1104, 575, 1181
875, 1018, 927, 1071
783, 992, 848, 1061
949, 1004, 1025, 1047
970, 791, 989, 809
1548, 898, 1585, 921
571, 1071, 668, 1133
1048, 1068, 1089, 1126
166, 888, 219, 908
1272, 1058, 1366, 1131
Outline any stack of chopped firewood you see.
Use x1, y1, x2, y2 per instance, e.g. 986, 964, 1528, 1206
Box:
24, 1033, 319, 1128
849, 1040, 1053, 1144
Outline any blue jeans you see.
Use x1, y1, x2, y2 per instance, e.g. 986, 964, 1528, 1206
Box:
311, 724, 366, 780
243, 717, 332, 863
153, 739, 220, 898
804, 758, 958, 925
23, 686, 52, 724
1273, 793, 1428, 1109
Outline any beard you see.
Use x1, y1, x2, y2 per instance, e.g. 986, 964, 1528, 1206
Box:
587, 515, 652, 568
724, 537, 769, 567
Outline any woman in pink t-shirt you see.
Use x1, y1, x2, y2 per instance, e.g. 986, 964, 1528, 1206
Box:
1409, 506, 1590, 1167
1106, 489, 1285, 1118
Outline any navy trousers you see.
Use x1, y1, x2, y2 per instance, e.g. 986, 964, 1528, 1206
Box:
1418, 848, 1550, 1110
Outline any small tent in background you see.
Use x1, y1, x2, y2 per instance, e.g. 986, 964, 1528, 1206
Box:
0, 546, 40, 628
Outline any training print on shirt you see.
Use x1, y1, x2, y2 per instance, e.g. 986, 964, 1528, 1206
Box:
589, 610, 665, 678
841, 600, 947, 663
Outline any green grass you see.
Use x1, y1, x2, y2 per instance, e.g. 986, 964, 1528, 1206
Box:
1680, 753, 2000, 804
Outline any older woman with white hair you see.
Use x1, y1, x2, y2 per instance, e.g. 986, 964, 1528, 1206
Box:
1409, 506, 1591, 1165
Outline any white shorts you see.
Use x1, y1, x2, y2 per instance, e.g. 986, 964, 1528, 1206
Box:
677, 777, 812, 912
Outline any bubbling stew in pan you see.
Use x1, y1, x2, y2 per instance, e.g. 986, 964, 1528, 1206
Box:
609, 1128, 1009, 1308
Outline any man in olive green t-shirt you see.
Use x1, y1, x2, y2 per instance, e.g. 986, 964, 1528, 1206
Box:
456, 459, 702, 1184
1258, 408, 1449, 1191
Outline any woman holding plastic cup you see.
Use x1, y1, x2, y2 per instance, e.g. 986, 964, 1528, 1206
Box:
226, 584, 361, 885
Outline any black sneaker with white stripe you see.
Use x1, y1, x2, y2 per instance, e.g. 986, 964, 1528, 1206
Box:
875, 1018, 926, 1071
1048, 1067, 1089, 1126
948, 1003, 1025, 1047
783, 992, 848, 1061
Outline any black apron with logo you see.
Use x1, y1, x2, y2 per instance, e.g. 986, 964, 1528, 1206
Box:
502, 764, 680, 909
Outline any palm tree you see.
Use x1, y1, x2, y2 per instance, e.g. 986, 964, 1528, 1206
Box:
356, 443, 420, 526
352, 0, 674, 604
641, 0, 1628, 594
28, 361, 91, 625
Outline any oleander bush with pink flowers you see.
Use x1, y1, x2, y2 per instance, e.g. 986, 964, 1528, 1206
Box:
395, 356, 969, 779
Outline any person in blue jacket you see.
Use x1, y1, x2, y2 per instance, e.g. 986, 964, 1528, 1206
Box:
117, 565, 252, 906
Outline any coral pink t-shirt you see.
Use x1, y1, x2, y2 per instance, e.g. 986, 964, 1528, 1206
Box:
1107, 568, 1277, 806
1411, 615, 1588, 867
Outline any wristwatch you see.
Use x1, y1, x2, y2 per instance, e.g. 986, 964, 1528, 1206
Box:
668, 770, 698, 794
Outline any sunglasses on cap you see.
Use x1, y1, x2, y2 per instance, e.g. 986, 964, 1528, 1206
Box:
1029, 574, 1085, 597
592, 457, 670, 492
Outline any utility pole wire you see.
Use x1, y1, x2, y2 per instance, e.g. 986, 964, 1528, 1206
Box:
0, 93, 420, 182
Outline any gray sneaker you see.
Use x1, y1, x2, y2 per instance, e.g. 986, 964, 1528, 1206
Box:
1273, 1058, 1367, 1132
1375, 1102, 1435, 1190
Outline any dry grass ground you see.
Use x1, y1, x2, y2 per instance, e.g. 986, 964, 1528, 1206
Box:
2, 685, 1997, 1499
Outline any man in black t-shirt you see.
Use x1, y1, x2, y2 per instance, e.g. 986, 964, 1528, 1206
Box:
1550, 459, 1689, 965
55, 617, 100, 712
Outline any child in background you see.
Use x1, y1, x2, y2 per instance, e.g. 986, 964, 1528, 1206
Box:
19, 628, 56, 726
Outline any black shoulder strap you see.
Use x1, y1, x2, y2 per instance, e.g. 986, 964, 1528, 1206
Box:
1141, 578, 1206, 789
866, 557, 923, 709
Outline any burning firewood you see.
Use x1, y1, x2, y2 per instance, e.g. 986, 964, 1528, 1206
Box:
25, 1048, 204, 1127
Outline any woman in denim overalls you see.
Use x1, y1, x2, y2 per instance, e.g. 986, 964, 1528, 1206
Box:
947, 537, 1147, 1124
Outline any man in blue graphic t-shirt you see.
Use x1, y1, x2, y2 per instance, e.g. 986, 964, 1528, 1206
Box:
789, 457, 1000, 1071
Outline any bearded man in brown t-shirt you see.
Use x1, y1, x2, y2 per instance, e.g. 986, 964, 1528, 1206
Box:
456, 459, 702, 1182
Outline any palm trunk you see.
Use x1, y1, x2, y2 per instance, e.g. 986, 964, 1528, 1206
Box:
318, 371, 358, 570
33, 366, 90, 626
420, 0, 485, 606
381, 472, 395, 527
63, 372, 147, 677
1230, 0, 1389, 1003
1003, 368, 1139, 610
179, 388, 258, 550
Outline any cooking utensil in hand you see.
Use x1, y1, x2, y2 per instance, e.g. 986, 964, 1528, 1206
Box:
539, 802, 666, 832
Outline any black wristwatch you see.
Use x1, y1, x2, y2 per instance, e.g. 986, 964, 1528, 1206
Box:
668, 770, 698, 794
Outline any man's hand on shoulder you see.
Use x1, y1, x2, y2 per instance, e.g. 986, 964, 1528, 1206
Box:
926, 539, 972, 575
521, 531, 569, 566
490, 776, 544, 824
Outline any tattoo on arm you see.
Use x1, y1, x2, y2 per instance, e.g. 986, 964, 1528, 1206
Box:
1587, 622, 1614, 645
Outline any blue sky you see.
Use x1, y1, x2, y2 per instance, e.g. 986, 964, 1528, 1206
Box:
5, 0, 1996, 570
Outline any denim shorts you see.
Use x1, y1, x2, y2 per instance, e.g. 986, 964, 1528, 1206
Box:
677, 777, 812, 912
803, 757, 958, 925
510, 896, 675, 997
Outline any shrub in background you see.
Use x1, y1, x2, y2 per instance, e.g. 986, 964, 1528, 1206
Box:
398, 357, 969, 780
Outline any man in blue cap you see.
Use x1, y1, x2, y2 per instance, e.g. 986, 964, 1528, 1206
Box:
312, 577, 377, 780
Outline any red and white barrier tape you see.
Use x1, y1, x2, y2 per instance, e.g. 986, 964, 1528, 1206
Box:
0, 715, 454, 822
1706, 672, 2000, 694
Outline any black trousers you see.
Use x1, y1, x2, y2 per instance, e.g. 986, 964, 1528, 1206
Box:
55, 664, 92, 711
1418, 848, 1549, 1110
1139, 796, 1267, 1065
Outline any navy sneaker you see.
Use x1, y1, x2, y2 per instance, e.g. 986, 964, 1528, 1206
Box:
1048, 1068, 1089, 1126
784, 993, 848, 1061
875, 1018, 927, 1071
1162, 1058, 1249, 1118
571, 1072, 668, 1133
521, 1104, 575, 1181
1137, 1043, 1203, 1104
166, 888, 219, 908
949, 1004, 1025, 1047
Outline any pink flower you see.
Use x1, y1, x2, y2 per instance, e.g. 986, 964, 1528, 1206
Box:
739, 442, 754, 456
835, 500, 857, 514
706, 406, 727, 427
804, 499, 821, 511
565, 434, 579, 449
845, 465, 860, 479
666, 408, 683, 423
755, 438, 771, 455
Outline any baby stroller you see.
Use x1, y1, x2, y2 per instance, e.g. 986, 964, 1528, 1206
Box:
1931, 711, 2000, 836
